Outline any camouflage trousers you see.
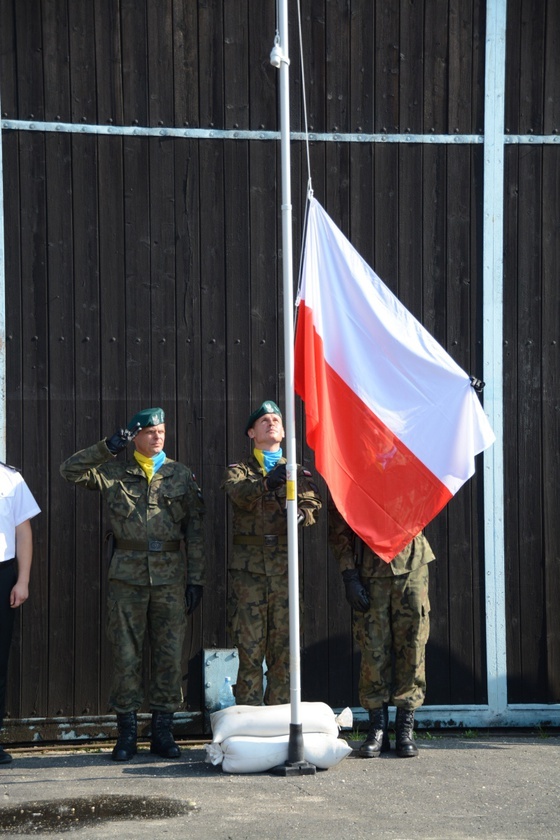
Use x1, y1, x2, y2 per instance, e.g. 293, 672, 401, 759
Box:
106, 579, 187, 713
228, 569, 295, 706
353, 564, 430, 711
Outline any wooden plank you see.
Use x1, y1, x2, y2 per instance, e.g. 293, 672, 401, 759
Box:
423, 0, 449, 133
17, 131, 49, 718
518, 0, 546, 134
70, 131, 103, 716
98, 135, 127, 710
446, 141, 475, 702
543, 0, 560, 134
122, 135, 151, 410
448, 0, 473, 133
397, 143, 424, 318
502, 145, 522, 702
173, 0, 200, 128
13, 0, 45, 120
349, 1, 374, 133
516, 145, 545, 701
197, 0, 224, 128
44, 128, 76, 717
224, 0, 249, 130
504, 0, 522, 134
173, 136, 204, 711
399, 0, 424, 134
41, 0, 71, 122
3, 127, 25, 719
542, 145, 560, 701
121, 0, 149, 125
248, 0, 277, 131
147, 0, 174, 126
421, 143, 450, 701
302, 0, 326, 136
94, 0, 124, 125
0, 0, 18, 116
198, 139, 227, 653
374, 0, 399, 133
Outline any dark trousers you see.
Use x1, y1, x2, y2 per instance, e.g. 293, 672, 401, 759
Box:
0, 559, 17, 721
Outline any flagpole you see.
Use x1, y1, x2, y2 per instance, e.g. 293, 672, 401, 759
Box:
270, 0, 316, 775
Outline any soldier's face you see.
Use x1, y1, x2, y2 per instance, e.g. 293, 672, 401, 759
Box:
134, 423, 166, 457
248, 413, 284, 451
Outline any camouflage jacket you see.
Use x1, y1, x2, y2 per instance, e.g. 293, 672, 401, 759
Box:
328, 498, 434, 578
60, 440, 205, 586
221, 454, 322, 575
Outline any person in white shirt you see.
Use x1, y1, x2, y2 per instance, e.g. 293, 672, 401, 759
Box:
0, 463, 40, 765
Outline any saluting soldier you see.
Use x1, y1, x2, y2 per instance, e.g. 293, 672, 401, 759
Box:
328, 497, 434, 758
60, 408, 205, 762
222, 401, 322, 706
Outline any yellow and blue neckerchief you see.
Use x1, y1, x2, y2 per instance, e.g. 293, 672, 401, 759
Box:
134, 450, 166, 483
253, 447, 282, 474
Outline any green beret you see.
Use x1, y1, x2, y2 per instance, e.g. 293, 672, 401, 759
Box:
245, 400, 282, 435
127, 407, 165, 432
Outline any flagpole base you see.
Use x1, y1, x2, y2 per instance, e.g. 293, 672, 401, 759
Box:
270, 723, 317, 775
270, 759, 317, 776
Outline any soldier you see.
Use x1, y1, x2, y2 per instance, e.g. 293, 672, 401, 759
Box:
221, 400, 321, 706
0, 464, 41, 765
60, 408, 205, 762
328, 498, 434, 758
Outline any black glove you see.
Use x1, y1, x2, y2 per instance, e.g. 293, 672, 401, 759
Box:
265, 463, 287, 490
106, 422, 142, 454
185, 584, 203, 615
341, 569, 370, 612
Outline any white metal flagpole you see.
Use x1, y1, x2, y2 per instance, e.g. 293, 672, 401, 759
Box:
270, 0, 316, 775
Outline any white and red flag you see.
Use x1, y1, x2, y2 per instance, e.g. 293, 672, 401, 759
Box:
294, 197, 495, 562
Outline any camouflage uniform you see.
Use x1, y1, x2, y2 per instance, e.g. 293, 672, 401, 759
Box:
60, 440, 205, 713
328, 501, 434, 711
222, 455, 321, 705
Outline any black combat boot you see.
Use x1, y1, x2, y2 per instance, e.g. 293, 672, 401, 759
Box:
395, 707, 418, 758
111, 711, 137, 761
359, 704, 390, 758
150, 711, 181, 758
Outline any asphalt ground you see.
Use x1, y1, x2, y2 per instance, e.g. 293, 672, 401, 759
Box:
0, 731, 559, 840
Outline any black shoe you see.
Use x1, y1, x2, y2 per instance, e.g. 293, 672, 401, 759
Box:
359, 704, 390, 758
150, 711, 181, 759
395, 707, 418, 758
0, 746, 12, 765
112, 711, 137, 761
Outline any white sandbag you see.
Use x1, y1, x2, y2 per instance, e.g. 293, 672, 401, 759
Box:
210, 701, 342, 743
205, 732, 352, 774
302, 732, 352, 770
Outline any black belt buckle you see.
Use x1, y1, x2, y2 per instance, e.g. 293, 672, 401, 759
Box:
148, 540, 163, 552
264, 535, 278, 547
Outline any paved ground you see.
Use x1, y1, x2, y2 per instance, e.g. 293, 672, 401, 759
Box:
0, 731, 559, 839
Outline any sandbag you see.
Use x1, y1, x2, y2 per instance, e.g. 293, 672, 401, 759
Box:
205, 732, 352, 774
209, 701, 348, 743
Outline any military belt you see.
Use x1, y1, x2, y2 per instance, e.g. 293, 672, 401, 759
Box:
115, 540, 181, 552
233, 535, 287, 547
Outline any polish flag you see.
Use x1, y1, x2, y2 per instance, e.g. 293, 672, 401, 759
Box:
294, 198, 495, 562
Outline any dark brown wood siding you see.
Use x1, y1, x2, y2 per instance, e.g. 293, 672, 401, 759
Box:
0, 0, 558, 733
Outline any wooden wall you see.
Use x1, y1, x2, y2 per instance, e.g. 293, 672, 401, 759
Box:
0, 0, 558, 733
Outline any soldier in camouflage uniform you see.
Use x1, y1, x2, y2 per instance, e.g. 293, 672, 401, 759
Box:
221, 401, 321, 706
60, 408, 205, 762
328, 498, 434, 758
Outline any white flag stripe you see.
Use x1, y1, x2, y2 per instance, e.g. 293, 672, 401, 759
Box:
298, 199, 495, 493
